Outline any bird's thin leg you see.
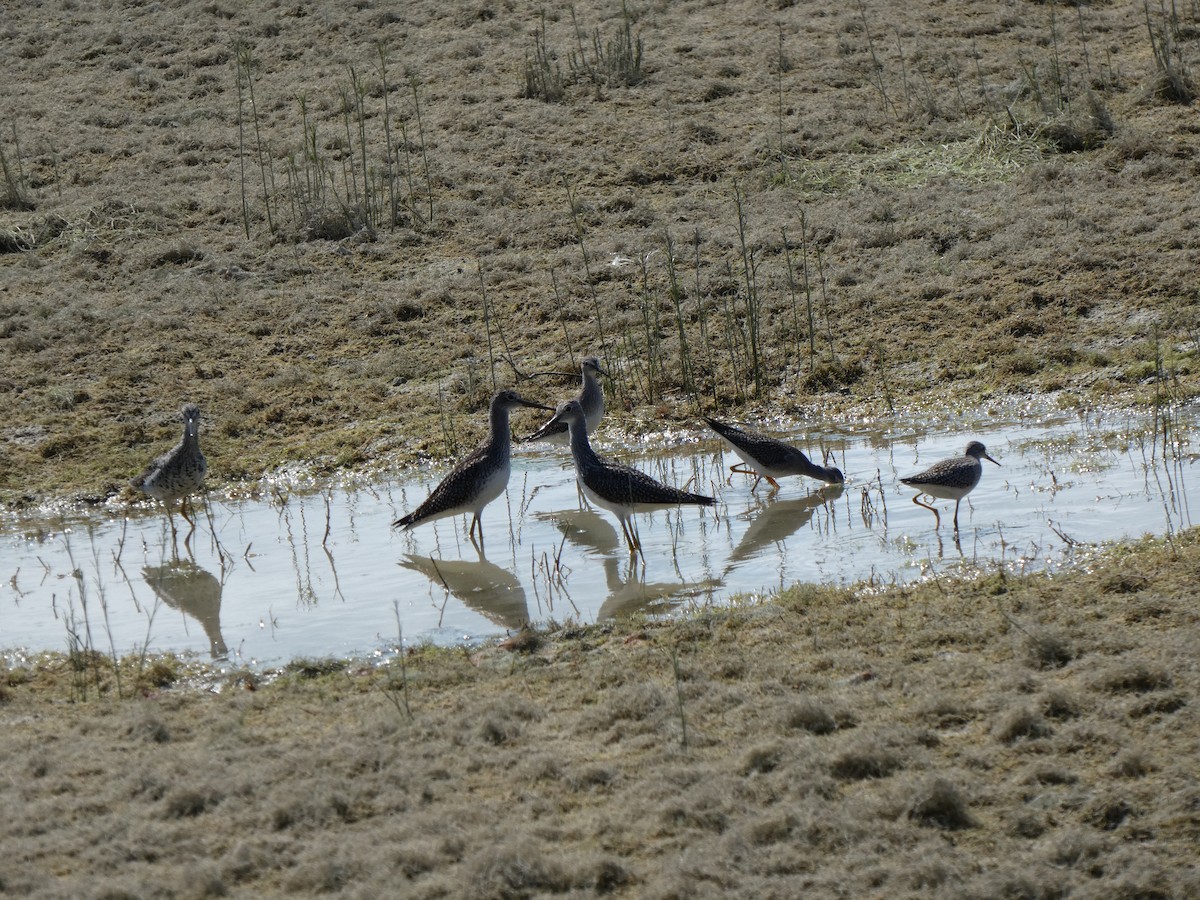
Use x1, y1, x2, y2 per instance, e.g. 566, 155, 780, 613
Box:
180, 497, 196, 529
911, 494, 941, 529
619, 517, 642, 558
166, 504, 180, 554
952, 500, 961, 532
729, 463, 761, 486
469, 513, 484, 552
619, 518, 634, 553
765, 475, 781, 494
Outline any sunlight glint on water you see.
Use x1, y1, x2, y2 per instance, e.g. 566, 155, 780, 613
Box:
1, 406, 1195, 666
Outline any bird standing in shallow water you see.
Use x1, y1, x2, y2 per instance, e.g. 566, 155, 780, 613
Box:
132, 403, 208, 536
393, 389, 552, 552
525, 355, 607, 444
704, 416, 844, 492
900, 440, 1000, 531
545, 399, 715, 556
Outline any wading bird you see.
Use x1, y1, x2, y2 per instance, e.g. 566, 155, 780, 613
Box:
132, 403, 207, 536
704, 416, 844, 492
545, 399, 714, 556
900, 440, 1000, 531
525, 355, 607, 444
393, 389, 552, 551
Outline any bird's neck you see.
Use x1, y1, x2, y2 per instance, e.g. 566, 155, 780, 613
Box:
567, 418, 600, 469
487, 403, 513, 457
581, 369, 602, 404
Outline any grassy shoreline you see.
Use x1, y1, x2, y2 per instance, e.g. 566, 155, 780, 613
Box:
3, 528, 1198, 896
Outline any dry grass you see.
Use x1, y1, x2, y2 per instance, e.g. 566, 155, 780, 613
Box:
1, 529, 1198, 897
0, 0, 1199, 504
2, 2, 1200, 894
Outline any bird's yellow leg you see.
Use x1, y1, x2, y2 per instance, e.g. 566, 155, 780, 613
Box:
911, 494, 941, 529
468, 514, 485, 552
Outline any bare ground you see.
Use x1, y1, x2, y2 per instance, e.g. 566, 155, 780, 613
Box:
3, 0, 1200, 896
1, 0, 1199, 504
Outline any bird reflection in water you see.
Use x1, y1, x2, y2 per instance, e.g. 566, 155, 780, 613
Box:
725, 483, 845, 572
399, 554, 530, 631
141, 558, 227, 659
536, 509, 721, 620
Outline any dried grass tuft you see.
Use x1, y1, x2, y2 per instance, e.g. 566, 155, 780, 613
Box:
468, 840, 572, 897
783, 698, 842, 735
1025, 627, 1075, 669
1092, 659, 1173, 694
742, 741, 785, 775
993, 706, 1053, 744
904, 777, 974, 830
830, 743, 903, 781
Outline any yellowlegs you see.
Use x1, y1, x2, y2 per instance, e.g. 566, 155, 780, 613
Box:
704, 416, 844, 491
393, 389, 552, 550
525, 355, 607, 443
544, 399, 714, 555
131, 403, 207, 534
900, 441, 1000, 531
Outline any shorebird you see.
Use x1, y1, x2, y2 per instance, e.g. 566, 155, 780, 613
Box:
900, 440, 1000, 531
545, 399, 714, 556
704, 416, 844, 492
392, 389, 552, 551
525, 355, 607, 444
132, 403, 207, 535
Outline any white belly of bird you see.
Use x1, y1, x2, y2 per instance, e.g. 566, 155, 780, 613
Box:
580, 477, 691, 514
727, 443, 773, 477
916, 471, 980, 501
471, 462, 511, 514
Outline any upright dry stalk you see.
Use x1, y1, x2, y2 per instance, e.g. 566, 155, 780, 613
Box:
668, 644, 689, 750
564, 174, 621, 407
0, 123, 33, 211
338, 83, 360, 214
663, 231, 697, 408
781, 226, 807, 373
347, 66, 373, 231
384, 602, 414, 721
733, 185, 763, 397
477, 260, 516, 388
377, 44, 399, 228
718, 259, 746, 404
816, 243, 836, 360
692, 229, 717, 404
234, 42, 251, 238
797, 212, 817, 370
409, 76, 434, 225
857, 0, 896, 116
239, 42, 274, 234
549, 267, 577, 360
437, 379, 459, 458
478, 263, 499, 394
636, 253, 664, 403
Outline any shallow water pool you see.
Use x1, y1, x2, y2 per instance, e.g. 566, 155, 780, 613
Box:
1, 404, 1194, 666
